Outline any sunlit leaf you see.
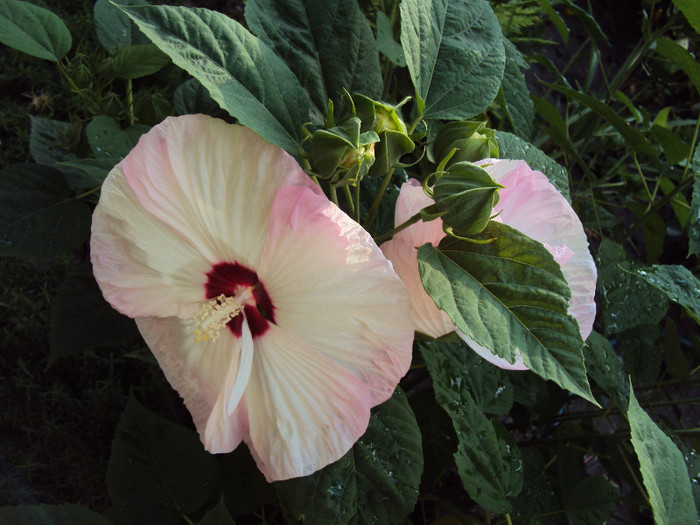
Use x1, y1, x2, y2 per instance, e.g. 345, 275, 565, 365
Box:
400, 0, 505, 119
245, 0, 382, 120
418, 222, 596, 404
628, 384, 698, 525
121, 4, 310, 154
0, 0, 71, 61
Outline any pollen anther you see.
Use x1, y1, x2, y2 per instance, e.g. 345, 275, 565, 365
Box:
192, 294, 244, 342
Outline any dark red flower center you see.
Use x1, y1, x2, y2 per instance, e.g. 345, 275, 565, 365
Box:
205, 262, 275, 338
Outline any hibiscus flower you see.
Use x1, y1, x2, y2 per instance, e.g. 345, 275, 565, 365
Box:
91, 114, 413, 481
380, 159, 596, 370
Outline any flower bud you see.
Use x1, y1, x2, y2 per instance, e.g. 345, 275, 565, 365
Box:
433, 121, 498, 167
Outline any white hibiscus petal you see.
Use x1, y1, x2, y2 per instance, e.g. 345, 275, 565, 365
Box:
136, 316, 249, 453
91, 167, 210, 318
257, 185, 414, 405
245, 324, 371, 482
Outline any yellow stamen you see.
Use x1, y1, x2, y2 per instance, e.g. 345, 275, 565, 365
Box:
192, 294, 244, 342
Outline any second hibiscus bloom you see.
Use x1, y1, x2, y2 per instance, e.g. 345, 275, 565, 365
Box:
380, 160, 597, 370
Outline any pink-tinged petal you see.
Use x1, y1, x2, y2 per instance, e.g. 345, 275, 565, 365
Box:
257, 185, 413, 406
245, 324, 371, 482
91, 167, 211, 318
381, 237, 454, 338
393, 179, 447, 247
478, 159, 597, 340
456, 330, 529, 371
136, 316, 249, 453
119, 114, 318, 269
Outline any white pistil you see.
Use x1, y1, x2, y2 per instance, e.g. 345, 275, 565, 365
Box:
192, 294, 244, 342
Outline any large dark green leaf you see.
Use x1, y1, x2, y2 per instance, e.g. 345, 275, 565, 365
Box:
196, 499, 235, 525
630, 264, 700, 324
400, 0, 505, 119
628, 385, 698, 525
0, 164, 91, 258
495, 130, 570, 202
0, 504, 111, 525
653, 37, 700, 96
94, 0, 150, 53
111, 44, 170, 79
173, 78, 221, 116
584, 331, 628, 409
107, 393, 219, 525
121, 4, 310, 154
421, 341, 522, 513
565, 476, 619, 525
0, 0, 71, 61
275, 388, 422, 525
245, 0, 381, 120
596, 238, 668, 335
688, 147, 700, 256
49, 264, 139, 365
418, 222, 596, 404
499, 38, 534, 140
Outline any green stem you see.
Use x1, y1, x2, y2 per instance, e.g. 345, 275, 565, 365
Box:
342, 184, 356, 217
56, 59, 100, 114
126, 78, 135, 126
362, 167, 395, 229
354, 180, 361, 223
75, 186, 102, 200
374, 210, 423, 244
329, 185, 339, 207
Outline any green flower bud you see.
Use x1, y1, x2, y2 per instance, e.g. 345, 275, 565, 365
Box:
351, 94, 415, 177
310, 117, 379, 187
433, 121, 499, 167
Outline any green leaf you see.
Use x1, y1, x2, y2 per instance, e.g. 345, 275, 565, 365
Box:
421, 341, 522, 513
534, 0, 569, 44
546, 83, 657, 158
630, 264, 700, 324
107, 393, 219, 525
653, 37, 700, 97
495, 130, 570, 202
121, 4, 310, 155
663, 318, 689, 380
585, 331, 629, 409
275, 387, 422, 525
499, 38, 534, 140
49, 263, 139, 365
418, 222, 596, 404
57, 158, 115, 187
197, 498, 235, 525
0, 0, 71, 61
0, 164, 91, 258
565, 476, 619, 525
173, 78, 221, 116
245, 0, 382, 120
376, 10, 405, 67
628, 384, 698, 525
650, 125, 690, 165
29, 116, 89, 188
400, 0, 506, 119
421, 340, 513, 416
672, 0, 700, 34
94, 0, 150, 53
86, 115, 137, 161
0, 504, 112, 525
111, 44, 170, 79
433, 162, 503, 235
595, 238, 668, 335
559, 0, 610, 46
220, 447, 275, 518
688, 146, 700, 256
